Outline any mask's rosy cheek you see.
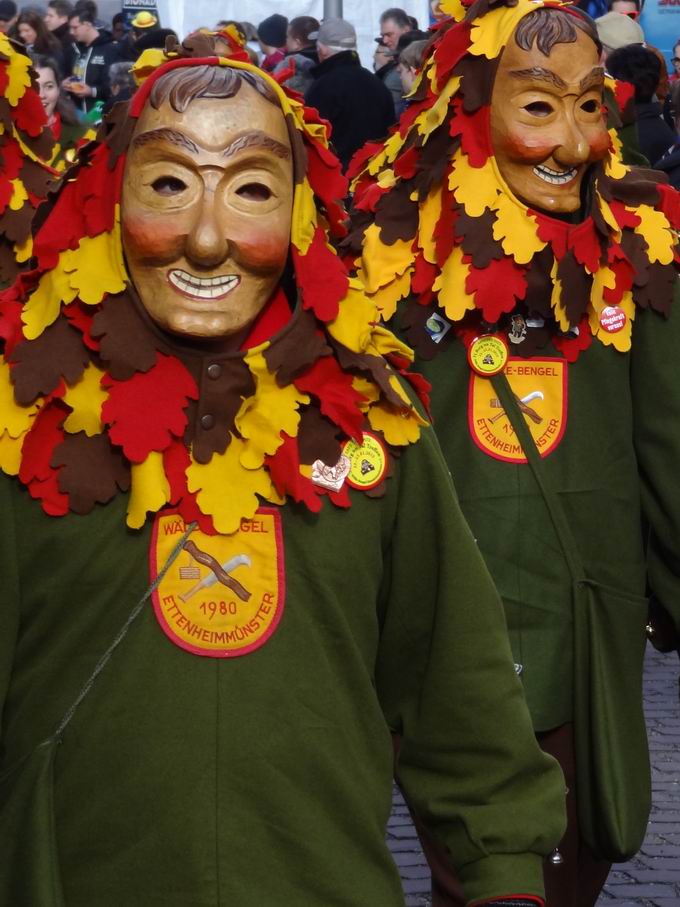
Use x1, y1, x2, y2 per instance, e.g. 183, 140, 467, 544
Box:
588, 129, 611, 162
122, 214, 186, 263
498, 128, 558, 165
232, 225, 290, 274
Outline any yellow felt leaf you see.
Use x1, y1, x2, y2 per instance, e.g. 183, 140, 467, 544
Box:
596, 197, 622, 241
634, 204, 675, 265
369, 267, 413, 321
22, 261, 78, 339
63, 363, 107, 436
327, 280, 378, 352
419, 187, 442, 264
67, 227, 127, 304
492, 193, 546, 264
377, 169, 397, 190
434, 243, 475, 322
448, 150, 498, 217
550, 259, 570, 333
291, 178, 317, 255
359, 223, 412, 294
367, 131, 404, 176
5, 50, 31, 106
368, 324, 414, 363
416, 76, 460, 139
131, 48, 169, 85
0, 431, 22, 475
439, 0, 466, 21
126, 451, 171, 529
14, 234, 33, 263
187, 437, 277, 535
0, 359, 40, 437
9, 179, 28, 211
469, 0, 533, 60
352, 376, 379, 407
368, 401, 424, 445
236, 350, 309, 469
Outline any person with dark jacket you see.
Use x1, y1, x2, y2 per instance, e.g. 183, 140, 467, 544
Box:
305, 18, 395, 171
64, 8, 117, 114
606, 44, 676, 167
45, 0, 74, 75
273, 15, 319, 94
656, 81, 680, 188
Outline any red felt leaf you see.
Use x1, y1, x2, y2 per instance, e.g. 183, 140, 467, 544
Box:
163, 440, 216, 535
265, 432, 322, 512
306, 135, 348, 206
33, 179, 85, 270
534, 212, 569, 260
346, 141, 385, 181
353, 179, 389, 213
294, 355, 366, 440
552, 316, 592, 363
612, 78, 635, 125
399, 94, 435, 136
1, 139, 24, 183
19, 401, 66, 484
568, 217, 602, 274
394, 146, 419, 180
292, 226, 349, 322
0, 288, 23, 353
0, 177, 12, 216
102, 352, 198, 462
412, 253, 438, 294
14, 87, 47, 137
78, 147, 123, 237
433, 21, 472, 87
0, 64, 8, 96
449, 98, 491, 167
603, 247, 635, 305
466, 257, 527, 322
386, 351, 432, 417
657, 183, 680, 230
63, 301, 101, 351
608, 199, 641, 230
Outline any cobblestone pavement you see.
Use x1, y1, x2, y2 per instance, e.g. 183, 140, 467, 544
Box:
387, 644, 680, 907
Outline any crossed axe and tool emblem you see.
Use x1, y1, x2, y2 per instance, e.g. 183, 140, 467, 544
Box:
489, 390, 544, 425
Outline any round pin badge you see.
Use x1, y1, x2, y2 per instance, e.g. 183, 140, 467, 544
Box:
342, 433, 387, 491
599, 305, 627, 334
467, 334, 509, 376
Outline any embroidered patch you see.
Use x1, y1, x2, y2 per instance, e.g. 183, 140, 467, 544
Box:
150, 508, 285, 657
468, 358, 568, 463
342, 432, 387, 490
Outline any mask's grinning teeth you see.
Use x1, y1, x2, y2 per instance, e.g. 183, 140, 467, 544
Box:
532, 164, 578, 186
167, 269, 241, 300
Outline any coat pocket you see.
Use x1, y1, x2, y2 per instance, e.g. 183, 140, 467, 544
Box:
0, 739, 65, 907
572, 579, 650, 862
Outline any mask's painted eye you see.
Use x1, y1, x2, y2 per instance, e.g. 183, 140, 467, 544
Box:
581, 99, 599, 113
236, 182, 272, 201
523, 101, 554, 117
152, 176, 187, 195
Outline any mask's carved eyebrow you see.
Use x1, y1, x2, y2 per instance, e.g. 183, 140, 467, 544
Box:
222, 130, 291, 161
579, 66, 605, 92
509, 67, 567, 90
132, 127, 200, 155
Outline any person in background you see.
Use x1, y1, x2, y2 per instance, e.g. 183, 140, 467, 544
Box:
65, 7, 117, 114
257, 13, 287, 72
33, 54, 89, 166
17, 10, 64, 68
373, 33, 402, 108
608, 0, 640, 17
373, 39, 392, 72
306, 17, 395, 170
594, 10, 643, 61
274, 16, 319, 94
656, 80, 680, 188
45, 0, 73, 74
378, 7, 412, 51
607, 44, 676, 165
111, 11, 126, 42
670, 39, 680, 83
391, 29, 429, 114
102, 59, 135, 113
0, 0, 16, 35
397, 37, 428, 104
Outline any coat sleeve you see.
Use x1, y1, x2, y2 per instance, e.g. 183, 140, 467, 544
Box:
0, 475, 21, 741
375, 424, 566, 905
631, 282, 680, 649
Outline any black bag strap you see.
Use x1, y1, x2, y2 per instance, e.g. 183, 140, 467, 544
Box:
43, 521, 197, 746
490, 371, 585, 583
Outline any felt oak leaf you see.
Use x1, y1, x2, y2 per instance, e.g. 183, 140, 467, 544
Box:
368, 401, 423, 445
434, 243, 475, 321
418, 187, 442, 265
0, 431, 22, 475
325, 281, 377, 353
265, 432, 322, 512
102, 352, 198, 462
291, 178, 317, 255
294, 355, 366, 440
466, 256, 527, 322
292, 226, 348, 323
67, 227, 127, 304
448, 150, 498, 217
236, 349, 309, 469
0, 357, 39, 437
449, 98, 491, 167
491, 194, 545, 264
369, 267, 413, 321
634, 205, 674, 265
5, 51, 31, 106
127, 451, 171, 529
63, 362, 107, 436
22, 259, 79, 339
359, 223, 412, 294
52, 431, 129, 514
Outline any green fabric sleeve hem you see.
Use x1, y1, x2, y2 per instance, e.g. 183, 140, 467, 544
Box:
459, 852, 546, 906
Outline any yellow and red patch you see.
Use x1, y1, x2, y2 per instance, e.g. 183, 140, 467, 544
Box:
150, 507, 285, 657
468, 357, 567, 463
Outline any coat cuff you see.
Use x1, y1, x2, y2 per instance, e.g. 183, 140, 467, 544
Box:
460, 853, 546, 906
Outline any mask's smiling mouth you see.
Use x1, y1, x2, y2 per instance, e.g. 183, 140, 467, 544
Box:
167, 268, 240, 301
532, 164, 579, 186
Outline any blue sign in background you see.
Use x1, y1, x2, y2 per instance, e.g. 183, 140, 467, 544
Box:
640, 0, 680, 66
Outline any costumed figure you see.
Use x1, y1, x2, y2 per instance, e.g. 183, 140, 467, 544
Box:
0, 33, 566, 907
347, 2, 680, 905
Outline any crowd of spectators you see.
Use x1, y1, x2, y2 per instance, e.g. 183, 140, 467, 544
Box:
0, 0, 677, 180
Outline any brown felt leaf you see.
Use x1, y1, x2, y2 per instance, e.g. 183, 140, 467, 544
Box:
264, 306, 331, 387
297, 405, 342, 465
10, 316, 89, 405
0, 240, 19, 283
557, 250, 593, 326
620, 230, 652, 288
91, 288, 167, 380
414, 127, 458, 201
375, 181, 419, 244
455, 207, 504, 268
454, 55, 499, 113
332, 340, 405, 409
401, 298, 452, 361
52, 431, 130, 514
0, 200, 34, 244
522, 246, 555, 319
600, 170, 665, 208
21, 159, 57, 199
635, 262, 676, 315
189, 357, 255, 464
103, 100, 135, 169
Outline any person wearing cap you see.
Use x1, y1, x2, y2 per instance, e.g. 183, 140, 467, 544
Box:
273, 15, 319, 94
0, 0, 16, 35
305, 17, 395, 170
594, 10, 643, 60
257, 13, 287, 72
65, 6, 117, 113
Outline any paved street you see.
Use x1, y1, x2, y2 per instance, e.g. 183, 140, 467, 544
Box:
387, 644, 680, 907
